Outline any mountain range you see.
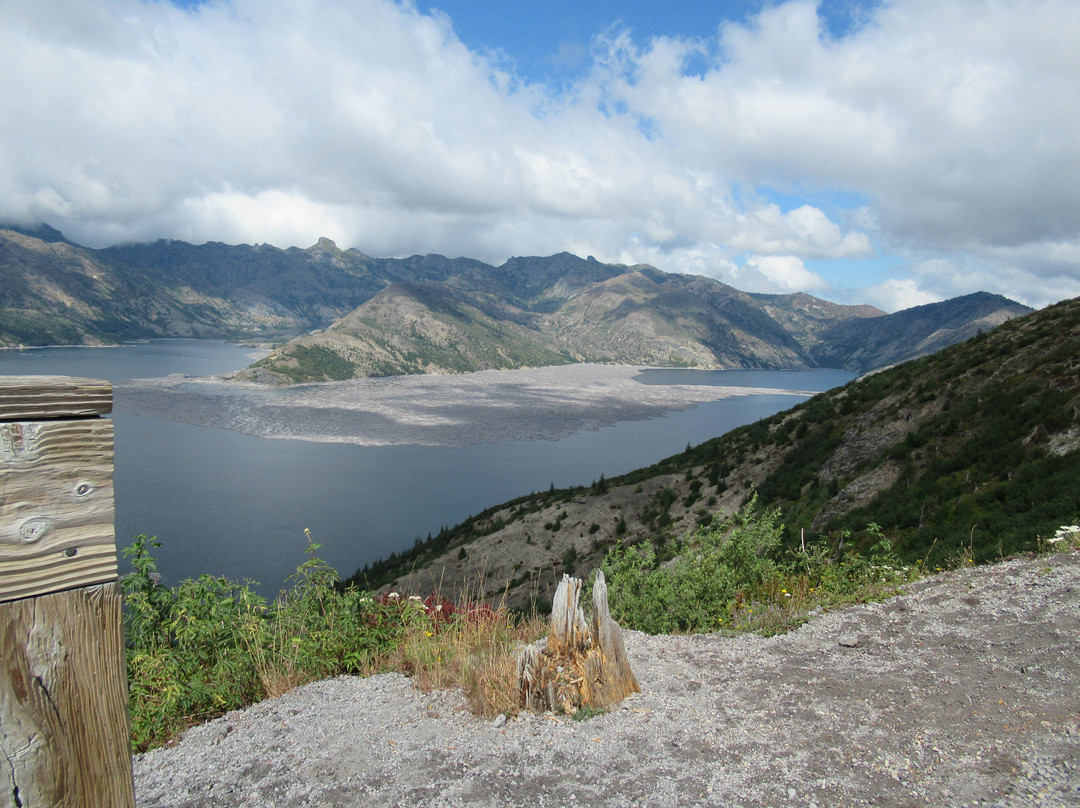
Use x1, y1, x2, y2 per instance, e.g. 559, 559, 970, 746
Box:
0, 224, 1029, 379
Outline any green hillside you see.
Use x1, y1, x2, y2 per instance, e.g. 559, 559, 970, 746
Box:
346, 296, 1080, 608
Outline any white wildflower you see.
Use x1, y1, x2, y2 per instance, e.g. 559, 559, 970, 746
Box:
1051, 525, 1080, 544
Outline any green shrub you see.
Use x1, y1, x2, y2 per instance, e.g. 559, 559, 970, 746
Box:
122, 531, 535, 752
123, 536, 267, 750
561, 545, 578, 575
602, 497, 782, 634
601, 502, 924, 637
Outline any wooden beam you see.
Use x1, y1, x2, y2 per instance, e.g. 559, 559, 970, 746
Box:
0, 418, 116, 602
0, 581, 135, 807
0, 376, 112, 421
1, 375, 133, 807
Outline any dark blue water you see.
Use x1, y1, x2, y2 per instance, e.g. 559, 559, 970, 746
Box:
0, 342, 853, 592
634, 367, 857, 391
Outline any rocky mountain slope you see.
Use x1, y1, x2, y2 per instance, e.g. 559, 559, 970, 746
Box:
1, 225, 1028, 382
0, 225, 464, 345
247, 255, 1027, 382
350, 296, 1080, 611
245, 258, 827, 381
808, 290, 1030, 372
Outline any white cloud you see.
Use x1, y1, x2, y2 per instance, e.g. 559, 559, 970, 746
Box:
725, 204, 873, 259
902, 252, 1080, 311
593, 0, 1080, 305
740, 255, 828, 294
860, 278, 941, 313
0, 0, 1078, 310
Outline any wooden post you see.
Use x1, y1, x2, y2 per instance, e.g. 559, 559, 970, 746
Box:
517, 571, 639, 714
0, 376, 135, 808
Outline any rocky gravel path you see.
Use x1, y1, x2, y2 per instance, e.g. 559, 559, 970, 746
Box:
135, 551, 1080, 807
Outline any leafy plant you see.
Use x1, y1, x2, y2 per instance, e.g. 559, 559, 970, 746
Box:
602, 497, 782, 634
122, 532, 542, 752
123, 536, 266, 750
601, 500, 923, 637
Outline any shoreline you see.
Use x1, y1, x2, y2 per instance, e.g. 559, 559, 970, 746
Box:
114, 364, 816, 448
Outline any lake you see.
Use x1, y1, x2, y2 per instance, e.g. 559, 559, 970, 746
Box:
0, 341, 854, 593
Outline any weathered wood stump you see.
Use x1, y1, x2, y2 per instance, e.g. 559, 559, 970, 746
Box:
517, 570, 639, 713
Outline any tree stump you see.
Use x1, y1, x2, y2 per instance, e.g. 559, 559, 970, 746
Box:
517, 570, 639, 713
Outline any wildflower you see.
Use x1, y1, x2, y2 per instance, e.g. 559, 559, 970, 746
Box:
409, 595, 422, 602
425, 631, 434, 638
388, 592, 400, 600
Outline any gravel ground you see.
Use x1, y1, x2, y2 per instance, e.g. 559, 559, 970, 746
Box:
135, 551, 1080, 807
114, 364, 809, 447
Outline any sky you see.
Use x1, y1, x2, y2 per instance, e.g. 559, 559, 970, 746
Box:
2, 1, 1079, 311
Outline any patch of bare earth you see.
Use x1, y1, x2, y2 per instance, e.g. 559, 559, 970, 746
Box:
135, 551, 1080, 808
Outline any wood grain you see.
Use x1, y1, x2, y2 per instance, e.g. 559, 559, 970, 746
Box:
0, 418, 116, 601
0, 581, 135, 808
0, 376, 112, 421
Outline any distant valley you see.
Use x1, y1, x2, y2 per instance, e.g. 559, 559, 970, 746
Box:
0, 224, 1029, 379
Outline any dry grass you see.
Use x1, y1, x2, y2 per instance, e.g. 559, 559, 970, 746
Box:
394, 603, 547, 717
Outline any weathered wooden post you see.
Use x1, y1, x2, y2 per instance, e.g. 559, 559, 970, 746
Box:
517, 570, 639, 714
0, 376, 135, 807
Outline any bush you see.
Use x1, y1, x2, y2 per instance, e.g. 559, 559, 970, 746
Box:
122, 532, 543, 752
562, 545, 578, 575
601, 503, 921, 637
602, 497, 782, 634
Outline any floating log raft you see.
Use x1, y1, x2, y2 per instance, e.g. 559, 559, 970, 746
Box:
517, 570, 639, 713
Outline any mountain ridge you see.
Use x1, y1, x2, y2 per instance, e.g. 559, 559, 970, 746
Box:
0, 224, 1031, 382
